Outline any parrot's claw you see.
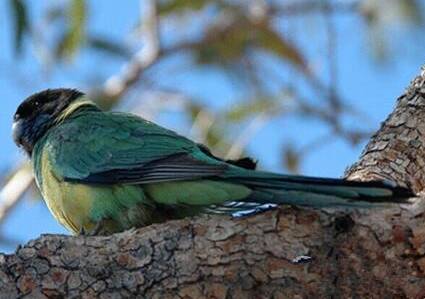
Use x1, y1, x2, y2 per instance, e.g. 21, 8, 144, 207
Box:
88, 221, 104, 236
79, 227, 87, 236
78, 221, 104, 236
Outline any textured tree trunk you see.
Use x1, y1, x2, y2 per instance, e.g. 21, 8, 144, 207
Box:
345, 68, 425, 193
2, 69, 425, 299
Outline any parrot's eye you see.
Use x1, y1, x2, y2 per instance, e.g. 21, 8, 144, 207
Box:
15, 101, 34, 120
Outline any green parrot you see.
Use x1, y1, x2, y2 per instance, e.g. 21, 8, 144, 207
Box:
12, 88, 413, 235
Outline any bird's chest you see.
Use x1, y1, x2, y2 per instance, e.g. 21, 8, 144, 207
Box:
34, 147, 151, 234
35, 150, 94, 234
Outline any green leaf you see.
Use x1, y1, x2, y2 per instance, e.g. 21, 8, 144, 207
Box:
193, 17, 306, 71
225, 98, 280, 122
57, 0, 86, 59
195, 20, 251, 65
360, 0, 423, 25
205, 126, 226, 149
255, 24, 306, 70
283, 145, 300, 174
9, 0, 29, 55
397, 0, 423, 24
86, 36, 131, 58
158, 0, 211, 15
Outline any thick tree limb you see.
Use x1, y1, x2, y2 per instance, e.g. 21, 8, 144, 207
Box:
345, 67, 425, 192
2, 69, 425, 298
2, 205, 424, 299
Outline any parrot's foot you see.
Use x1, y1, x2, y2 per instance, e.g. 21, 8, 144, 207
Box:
78, 221, 104, 236
78, 227, 87, 236
89, 221, 104, 236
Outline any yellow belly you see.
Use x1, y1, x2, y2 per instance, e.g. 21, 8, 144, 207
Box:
40, 166, 93, 233
38, 150, 147, 234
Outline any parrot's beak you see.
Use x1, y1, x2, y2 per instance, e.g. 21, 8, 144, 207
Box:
12, 119, 24, 147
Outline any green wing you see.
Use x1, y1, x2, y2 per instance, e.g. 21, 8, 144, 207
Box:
46, 111, 228, 184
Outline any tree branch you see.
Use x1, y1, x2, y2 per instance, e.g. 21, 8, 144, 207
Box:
0, 165, 33, 227
1, 201, 424, 298
100, 0, 159, 101
345, 67, 425, 192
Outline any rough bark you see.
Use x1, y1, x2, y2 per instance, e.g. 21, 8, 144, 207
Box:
2, 69, 425, 298
345, 68, 425, 192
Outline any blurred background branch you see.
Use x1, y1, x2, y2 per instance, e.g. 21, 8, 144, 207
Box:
1, 0, 424, 250
98, 0, 160, 105
0, 166, 33, 228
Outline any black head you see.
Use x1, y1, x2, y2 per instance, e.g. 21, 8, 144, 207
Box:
13, 88, 85, 156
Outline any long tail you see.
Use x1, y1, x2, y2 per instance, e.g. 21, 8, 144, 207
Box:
223, 169, 414, 209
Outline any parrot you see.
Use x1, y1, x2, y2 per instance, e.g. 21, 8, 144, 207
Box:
12, 88, 413, 235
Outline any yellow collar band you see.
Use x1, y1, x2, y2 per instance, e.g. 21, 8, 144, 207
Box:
55, 97, 97, 124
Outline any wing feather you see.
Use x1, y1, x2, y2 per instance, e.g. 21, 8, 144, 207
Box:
47, 112, 227, 185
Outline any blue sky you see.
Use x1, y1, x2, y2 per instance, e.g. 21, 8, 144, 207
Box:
0, 1, 424, 252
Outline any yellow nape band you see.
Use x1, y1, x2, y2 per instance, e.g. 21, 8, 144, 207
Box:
55, 97, 97, 124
